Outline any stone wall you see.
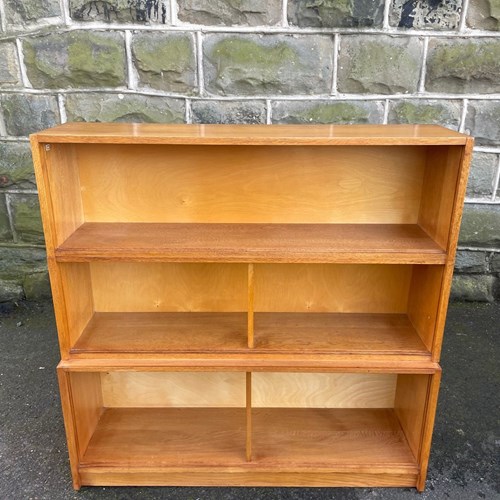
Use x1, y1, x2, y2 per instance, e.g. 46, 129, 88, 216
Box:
0, 0, 499, 302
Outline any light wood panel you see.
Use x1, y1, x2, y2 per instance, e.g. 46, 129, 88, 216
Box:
90, 262, 247, 312
394, 374, 429, 462
419, 146, 463, 250
101, 372, 246, 407
252, 373, 396, 408
254, 313, 429, 355
72, 312, 247, 354
68, 372, 103, 460
77, 145, 425, 224
255, 264, 412, 313
78, 470, 418, 488
33, 122, 467, 145
407, 266, 444, 351
80, 407, 417, 472
55, 223, 446, 264
43, 143, 84, 246
70, 312, 430, 357
59, 263, 94, 347
82, 408, 247, 466
252, 408, 416, 468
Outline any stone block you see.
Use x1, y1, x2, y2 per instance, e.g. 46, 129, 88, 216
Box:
192, 100, 266, 124
132, 33, 196, 93
0, 142, 36, 189
23, 31, 126, 89
9, 194, 44, 244
466, 152, 498, 198
0, 194, 12, 241
272, 100, 383, 124
23, 271, 51, 300
490, 252, 500, 272
388, 99, 461, 129
4, 0, 61, 28
69, 0, 168, 24
0, 42, 21, 87
0, 246, 47, 279
390, 0, 461, 29
1, 94, 59, 136
288, 0, 384, 28
0, 279, 23, 302
178, 0, 280, 26
204, 34, 333, 96
467, 0, 500, 31
426, 39, 500, 93
65, 93, 185, 123
455, 250, 488, 273
459, 204, 500, 247
451, 274, 496, 302
464, 100, 500, 146
338, 36, 422, 94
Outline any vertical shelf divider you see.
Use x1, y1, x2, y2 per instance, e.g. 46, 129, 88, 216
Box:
246, 371, 252, 462
248, 263, 255, 349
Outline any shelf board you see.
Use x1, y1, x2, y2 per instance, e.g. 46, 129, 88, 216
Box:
254, 313, 429, 355
56, 223, 446, 264
72, 312, 248, 354
70, 312, 431, 364
82, 408, 246, 467
33, 123, 468, 145
80, 407, 417, 473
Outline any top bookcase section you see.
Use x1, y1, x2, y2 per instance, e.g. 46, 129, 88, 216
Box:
31, 124, 472, 265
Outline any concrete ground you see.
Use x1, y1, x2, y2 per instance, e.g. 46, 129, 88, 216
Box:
0, 301, 498, 500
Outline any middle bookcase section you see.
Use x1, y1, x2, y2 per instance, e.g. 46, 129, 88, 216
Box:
61, 261, 443, 364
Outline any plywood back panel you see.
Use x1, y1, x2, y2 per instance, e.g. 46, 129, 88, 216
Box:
253, 373, 397, 408
254, 264, 412, 313
59, 263, 94, 346
90, 262, 247, 312
101, 372, 246, 407
68, 372, 103, 459
418, 146, 462, 250
45, 144, 84, 245
77, 145, 426, 224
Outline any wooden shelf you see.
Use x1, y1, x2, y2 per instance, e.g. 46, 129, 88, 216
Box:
33, 123, 468, 145
82, 408, 246, 467
252, 408, 417, 471
55, 223, 446, 264
71, 312, 429, 360
80, 407, 417, 473
72, 312, 248, 354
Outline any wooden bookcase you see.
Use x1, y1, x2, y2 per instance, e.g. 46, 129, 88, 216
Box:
30, 123, 473, 491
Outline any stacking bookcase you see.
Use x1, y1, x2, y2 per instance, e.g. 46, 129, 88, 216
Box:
31, 123, 473, 490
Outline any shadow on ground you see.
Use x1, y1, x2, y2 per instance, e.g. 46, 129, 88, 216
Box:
0, 301, 499, 500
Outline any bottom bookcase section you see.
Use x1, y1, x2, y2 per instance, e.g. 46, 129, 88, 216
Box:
58, 369, 440, 489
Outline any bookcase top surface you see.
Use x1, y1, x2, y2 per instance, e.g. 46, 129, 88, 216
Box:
31, 123, 469, 145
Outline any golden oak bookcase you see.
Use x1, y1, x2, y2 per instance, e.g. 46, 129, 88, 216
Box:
31, 123, 473, 491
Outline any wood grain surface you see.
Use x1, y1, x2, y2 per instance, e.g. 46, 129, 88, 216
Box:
56, 223, 446, 264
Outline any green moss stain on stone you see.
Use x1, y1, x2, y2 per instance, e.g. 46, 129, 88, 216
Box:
23, 32, 125, 88
132, 34, 196, 92
392, 102, 447, 124
427, 40, 500, 92
10, 195, 44, 244
134, 36, 192, 73
67, 32, 125, 86
208, 37, 299, 93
